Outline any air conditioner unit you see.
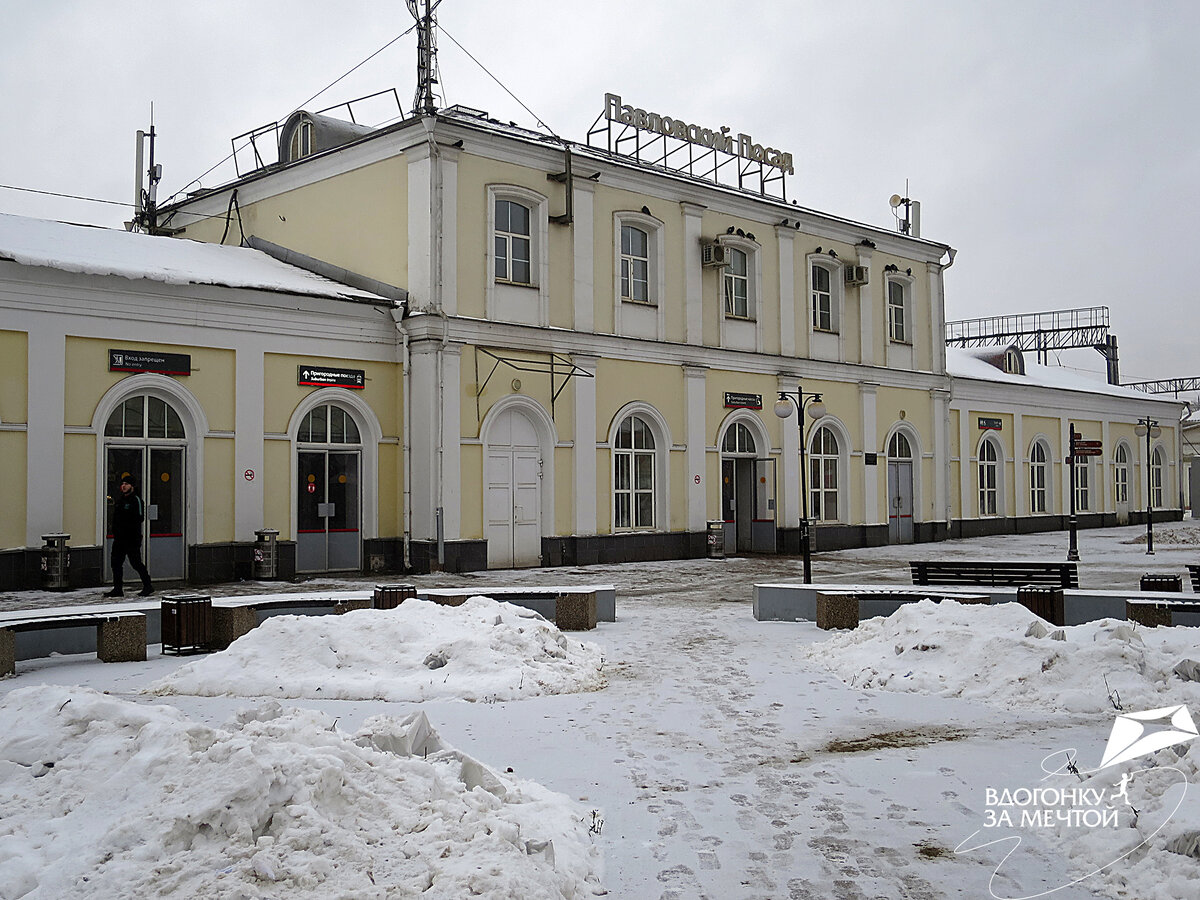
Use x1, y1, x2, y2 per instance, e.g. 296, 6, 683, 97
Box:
701, 243, 730, 267
844, 264, 869, 286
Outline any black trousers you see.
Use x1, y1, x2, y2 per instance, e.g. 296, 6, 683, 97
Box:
111, 538, 151, 592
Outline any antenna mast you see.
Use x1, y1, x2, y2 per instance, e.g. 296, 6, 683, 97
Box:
408, 0, 443, 115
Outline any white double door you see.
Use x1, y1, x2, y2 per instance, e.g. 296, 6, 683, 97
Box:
485, 409, 542, 569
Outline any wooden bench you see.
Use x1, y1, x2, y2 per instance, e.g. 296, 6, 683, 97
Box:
1185, 565, 1200, 592
1126, 598, 1200, 629
910, 560, 1079, 589
210, 596, 371, 650
1, 612, 146, 676
814, 590, 988, 630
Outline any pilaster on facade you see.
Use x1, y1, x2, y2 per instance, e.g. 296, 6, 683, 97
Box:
928, 262, 947, 376
856, 245, 875, 368
406, 140, 434, 314
681, 203, 706, 346
860, 383, 880, 524
408, 338, 462, 541
572, 181, 596, 333
684, 365, 708, 531
234, 345, 266, 541
776, 226, 796, 358
776, 374, 800, 530
26, 327, 65, 545
1013, 414, 1026, 518
573, 354, 599, 535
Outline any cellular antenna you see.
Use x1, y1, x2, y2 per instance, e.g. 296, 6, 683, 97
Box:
408, 0, 444, 115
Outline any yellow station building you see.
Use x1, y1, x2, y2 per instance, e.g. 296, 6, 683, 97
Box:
0, 96, 1183, 589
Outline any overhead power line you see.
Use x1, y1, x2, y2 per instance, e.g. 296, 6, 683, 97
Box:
0, 183, 131, 209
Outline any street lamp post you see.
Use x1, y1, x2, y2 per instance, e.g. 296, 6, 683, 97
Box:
774, 388, 827, 583
1134, 417, 1162, 555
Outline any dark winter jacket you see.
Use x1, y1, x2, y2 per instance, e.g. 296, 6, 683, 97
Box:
111, 492, 145, 542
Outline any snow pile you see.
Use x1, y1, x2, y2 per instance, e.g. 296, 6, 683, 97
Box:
0, 685, 603, 899
802, 600, 1200, 714
152, 596, 605, 702
1122, 528, 1200, 546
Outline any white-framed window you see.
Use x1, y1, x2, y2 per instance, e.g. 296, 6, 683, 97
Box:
1152, 446, 1164, 507
298, 403, 361, 444
811, 262, 836, 332
1114, 443, 1129, 503
494, 197, 532, 285
105, 394, 186, 439
810, 424, 840, 522
1073, 457, 1090, 511
620, 225, 650, 303
613, 414, 656, 529
724, 248, 750, 318
979, 439, 999, 516
722, 421, 756, 454
887, 279, 910, 343
1030, 440, 1048, 513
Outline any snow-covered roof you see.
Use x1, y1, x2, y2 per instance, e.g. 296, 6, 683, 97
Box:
946, 346, 1177, 404
0, 213, 390, 303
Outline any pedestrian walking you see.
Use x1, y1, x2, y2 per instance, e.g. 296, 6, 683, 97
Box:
105, 474, 153, 597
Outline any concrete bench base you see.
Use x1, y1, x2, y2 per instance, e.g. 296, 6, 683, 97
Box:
555, 592, 598, 631
1, 613, 147, 675
211, 606, 258, 651
814, 591, 989, 631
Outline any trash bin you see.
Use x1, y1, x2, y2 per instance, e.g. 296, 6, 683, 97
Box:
1140, 574, 1182, 592
161, 594, 213, 655
1016, 585, 1065, 626
374, 583, 417, 610
40, 533, 71, 591
706, 521, 726, 560
253, 529, 279, 580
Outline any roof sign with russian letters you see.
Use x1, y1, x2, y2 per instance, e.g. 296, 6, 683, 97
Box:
724, 392, 762, 410
109, 349, 191, 376
589, 93, 793, 199
297, 365, 365, 389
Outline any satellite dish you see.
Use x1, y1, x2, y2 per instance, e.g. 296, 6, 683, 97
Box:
889, 194, 904, 208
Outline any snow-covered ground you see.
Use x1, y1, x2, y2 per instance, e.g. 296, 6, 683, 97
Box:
3, 519, 1200, 898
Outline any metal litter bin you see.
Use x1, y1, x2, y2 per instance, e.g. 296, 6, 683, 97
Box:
374, 583, 417, 610
253, 529, 279, 580
707, 521, 726, 560
1140, 573, 1182, 592
40, 533, 71, 591
1016, 585, 1065, 626
161, 594, 213, 655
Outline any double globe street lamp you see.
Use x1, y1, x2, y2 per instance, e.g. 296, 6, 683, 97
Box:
774, 388, 827, 583
1134, 417, 1161, 555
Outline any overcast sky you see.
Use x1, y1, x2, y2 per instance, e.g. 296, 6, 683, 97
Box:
2, 1, 1196, 386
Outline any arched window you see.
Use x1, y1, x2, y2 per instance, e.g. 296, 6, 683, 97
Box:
1030, 441, 1048, 513
888, 431, 912, 460
105, 395, 185, 439
494, 198, 532, 284
810, 425, 840, 522
1073, 457, 1091, 511
1152, 447, 1165, 507
722, 421, 756, 455
1114, 444, 1129, 503
298, 404, 360, 444
979, 440, 999, 516
723, 248, 750, 318
613, 414, 656, 529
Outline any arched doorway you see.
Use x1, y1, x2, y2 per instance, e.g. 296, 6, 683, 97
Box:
720, 421, 775, 553
887, 431, 914, 543
103, 394, 187, 581
296, 403, 362, 572
484, 406, 544, 568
